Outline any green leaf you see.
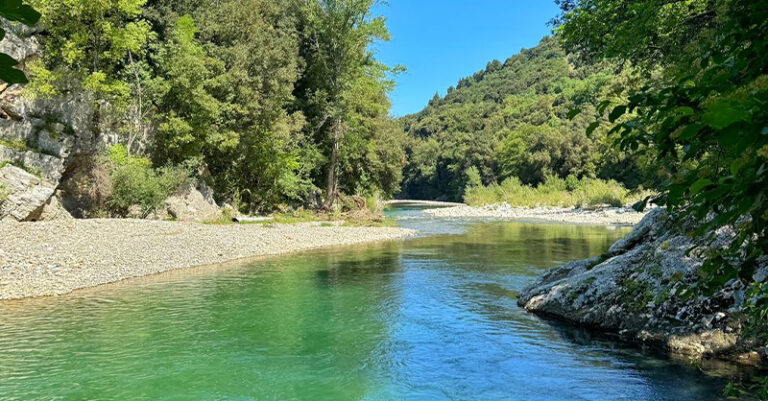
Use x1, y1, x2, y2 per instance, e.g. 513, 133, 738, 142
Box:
567, 108, 581, 120
674, 106, 694, 117
0, 1, 41, 26
609, 105, 627, 123
632, 196, 651, 212
689, 178, 713, 195
703, 100, 750, 130
586, 121, 600, 137
677, 123, 703, 140
597, 100, 610, 115
0, 53, 27, 84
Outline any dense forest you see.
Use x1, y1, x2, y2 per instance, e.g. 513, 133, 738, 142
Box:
16, 0, 406, 214
0, 0, 766, 396
400, 37, 648, 202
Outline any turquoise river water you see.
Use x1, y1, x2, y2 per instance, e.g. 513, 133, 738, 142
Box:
0, 209, 739, 400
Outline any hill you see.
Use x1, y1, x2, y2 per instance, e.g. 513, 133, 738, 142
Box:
399, 37, 643, 201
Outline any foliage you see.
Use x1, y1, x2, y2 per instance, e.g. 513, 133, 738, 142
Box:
401, 37, 644, 201
0, 0, 40, 84
107, 145, 188, 216
464, 174, 643, 208
555, 1, 768, 393
0, 138, 27, 151
24, 0, 401, 213
29, 0, 152, 101
555, 0, 767, 324
296, 0, 401, 208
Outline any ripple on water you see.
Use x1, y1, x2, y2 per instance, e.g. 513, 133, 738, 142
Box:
0, 211, 737, 400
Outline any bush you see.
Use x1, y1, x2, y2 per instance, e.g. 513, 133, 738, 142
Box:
464, 175, 648, 208
108, 145, 190, 216
565, 174, 581, 191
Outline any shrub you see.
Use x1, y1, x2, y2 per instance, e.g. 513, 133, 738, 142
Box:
464, 175, 648, 208
565, 174, 581, 192
107, 144, 190, 216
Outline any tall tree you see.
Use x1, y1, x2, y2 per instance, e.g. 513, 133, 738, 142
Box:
296, 0, 391, 208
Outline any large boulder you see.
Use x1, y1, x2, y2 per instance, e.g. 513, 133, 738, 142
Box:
518, 210, 767, 367
0, 144, 66, 182
0, 164, 56, 221
163, 182, 220, 222
36, 192, 73, 221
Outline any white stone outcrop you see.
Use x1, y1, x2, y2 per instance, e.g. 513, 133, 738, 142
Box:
0, 165, 56, 221
163, 182, 221, 222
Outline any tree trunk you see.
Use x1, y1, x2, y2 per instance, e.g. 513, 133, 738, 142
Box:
323, 119, 342, 209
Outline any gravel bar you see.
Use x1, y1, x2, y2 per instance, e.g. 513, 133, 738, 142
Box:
0, 219, 415, 300
424, 203, 647, 226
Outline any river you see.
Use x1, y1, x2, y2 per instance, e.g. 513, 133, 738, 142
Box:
0, 209, 732, 400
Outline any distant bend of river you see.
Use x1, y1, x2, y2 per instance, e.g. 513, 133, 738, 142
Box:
0, 208, 735, 400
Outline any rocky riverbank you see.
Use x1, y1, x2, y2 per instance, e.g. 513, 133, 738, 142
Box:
425, 203, 647, 226
0, 219, 415, 300
518, 209, 768, 367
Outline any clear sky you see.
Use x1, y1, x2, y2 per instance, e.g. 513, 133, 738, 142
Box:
372, 1, 561, 117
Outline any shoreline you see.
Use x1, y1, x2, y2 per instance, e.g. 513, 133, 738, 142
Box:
0, 219, 415, 300
424, 203, 648, 226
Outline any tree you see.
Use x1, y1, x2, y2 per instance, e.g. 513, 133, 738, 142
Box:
296, 0, 391, 208
0, 0, 40, 83
401, 37, 625, 201
555, 0, 768, 356
30, 0, 155, 151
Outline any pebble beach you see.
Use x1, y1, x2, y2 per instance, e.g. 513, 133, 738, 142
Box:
424, 203, 648, 226
0, 219, 415, 300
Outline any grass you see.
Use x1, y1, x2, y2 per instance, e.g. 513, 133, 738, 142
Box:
0, 138, 28, 152
204, 204, 396, 227
0, 184, 8, 204
0, 160, 43, 177
464, 175, 651, 208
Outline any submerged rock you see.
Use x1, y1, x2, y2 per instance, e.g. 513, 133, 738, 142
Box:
518, 209, 767, 367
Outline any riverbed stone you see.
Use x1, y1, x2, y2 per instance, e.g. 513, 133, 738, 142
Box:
36, 193, 73, 221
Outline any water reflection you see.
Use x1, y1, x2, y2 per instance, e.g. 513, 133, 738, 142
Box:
0, 212, 743, 400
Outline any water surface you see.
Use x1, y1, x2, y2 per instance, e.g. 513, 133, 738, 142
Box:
0, 210, 732, 400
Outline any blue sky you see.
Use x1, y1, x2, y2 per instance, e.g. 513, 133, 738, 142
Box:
372, 1, 560, 117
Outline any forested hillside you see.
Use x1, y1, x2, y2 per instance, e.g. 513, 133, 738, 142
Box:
19, 0, 406, 214
400, 37, 646, 201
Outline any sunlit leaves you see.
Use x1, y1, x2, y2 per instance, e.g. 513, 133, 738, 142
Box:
557, 0, 768, 352
702, 99, 750, 130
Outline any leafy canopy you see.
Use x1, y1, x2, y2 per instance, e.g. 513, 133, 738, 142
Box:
556, 0, 768, 337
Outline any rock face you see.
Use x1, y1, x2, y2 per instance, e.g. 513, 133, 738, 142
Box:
0, 165, 56, 221
518, 209, 767, 367
37, 192, 73, 221
0, 22, 105, 221
163, 182, 221, 222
